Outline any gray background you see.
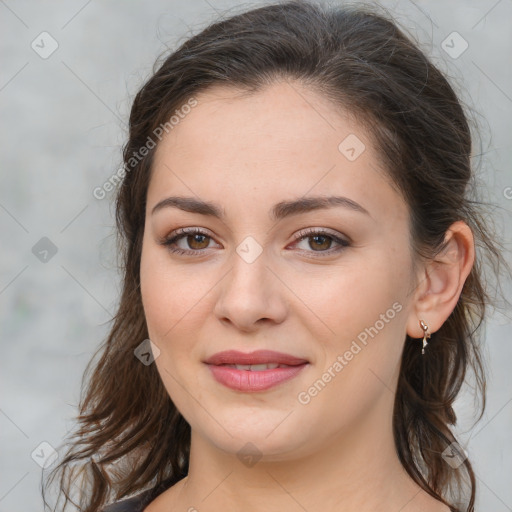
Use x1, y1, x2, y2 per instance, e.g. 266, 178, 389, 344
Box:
1, 0, 511, 510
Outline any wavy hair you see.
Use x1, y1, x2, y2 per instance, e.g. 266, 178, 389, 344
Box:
43, 1, 507, 511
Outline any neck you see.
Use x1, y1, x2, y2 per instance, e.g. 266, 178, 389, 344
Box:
169, 390, 436, 512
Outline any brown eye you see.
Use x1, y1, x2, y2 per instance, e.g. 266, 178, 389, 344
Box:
161, 228, 216, 255
307, 234, 333, 251
292, 228, 350, 257
186, 233, 210, 250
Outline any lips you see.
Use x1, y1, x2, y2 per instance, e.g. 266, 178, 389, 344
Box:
223, 363, 287, 371
204, 350, 308, 366
204, 350, 309, 392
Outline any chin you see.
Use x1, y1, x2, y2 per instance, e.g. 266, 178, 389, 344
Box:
197, 412, 309, 457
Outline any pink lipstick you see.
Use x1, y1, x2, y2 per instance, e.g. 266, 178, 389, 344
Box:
204, 350, 309, 392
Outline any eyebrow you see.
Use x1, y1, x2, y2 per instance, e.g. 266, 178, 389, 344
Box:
151, 195, 370, 221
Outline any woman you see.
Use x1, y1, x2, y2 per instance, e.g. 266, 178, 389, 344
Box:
43, 1, 505, 511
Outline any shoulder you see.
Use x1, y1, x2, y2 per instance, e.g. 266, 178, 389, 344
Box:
101, 477, 184, 512
102, 489, 154, 512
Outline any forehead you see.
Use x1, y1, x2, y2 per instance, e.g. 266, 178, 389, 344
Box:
148, 81, 406, 225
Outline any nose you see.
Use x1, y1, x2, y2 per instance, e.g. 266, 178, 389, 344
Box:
213, 246, 288, 332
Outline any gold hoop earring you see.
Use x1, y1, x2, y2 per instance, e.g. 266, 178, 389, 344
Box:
419, 319, 430, 355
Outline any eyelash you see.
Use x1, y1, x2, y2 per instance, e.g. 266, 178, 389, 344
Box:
160, 227, 350, 258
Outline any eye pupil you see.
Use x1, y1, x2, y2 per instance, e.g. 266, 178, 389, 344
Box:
310, 235, 331, 251
188, 234, 209, 250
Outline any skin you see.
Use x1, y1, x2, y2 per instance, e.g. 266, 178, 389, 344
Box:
139, 80, 474, 512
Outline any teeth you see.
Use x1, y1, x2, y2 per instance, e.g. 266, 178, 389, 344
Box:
226, 363, 286, 371
248, 363, 279, 371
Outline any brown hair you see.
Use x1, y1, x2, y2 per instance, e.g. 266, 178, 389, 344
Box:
43, 1, 507, 511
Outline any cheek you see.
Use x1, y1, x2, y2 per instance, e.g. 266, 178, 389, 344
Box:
140, 243, 208, 416
295, 250, 410, 407
140, 240, 208, 344
295, 251, 408, 344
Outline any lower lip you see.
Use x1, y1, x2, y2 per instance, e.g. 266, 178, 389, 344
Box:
207, 364, 308, 392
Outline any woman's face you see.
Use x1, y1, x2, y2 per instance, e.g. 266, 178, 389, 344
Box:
140, 81, 419, 460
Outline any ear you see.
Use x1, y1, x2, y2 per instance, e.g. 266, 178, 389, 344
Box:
406, 220, 475, 338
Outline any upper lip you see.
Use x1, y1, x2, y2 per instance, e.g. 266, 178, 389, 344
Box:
204, 350, 308, 366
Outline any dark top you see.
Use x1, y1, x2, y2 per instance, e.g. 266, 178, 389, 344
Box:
101, 474, 182, 511
102, 487, 160, 512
